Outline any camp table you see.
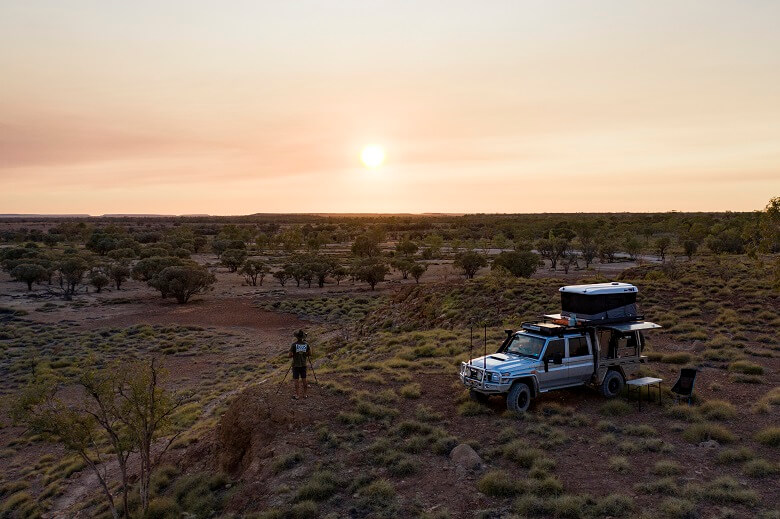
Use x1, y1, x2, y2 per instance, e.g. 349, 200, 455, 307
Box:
626, 377, 663, 410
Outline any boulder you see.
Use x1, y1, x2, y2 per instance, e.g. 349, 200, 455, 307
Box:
450, 443, 484, 474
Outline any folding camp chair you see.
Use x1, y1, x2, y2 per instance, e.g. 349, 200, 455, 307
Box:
670, 368, 698, 405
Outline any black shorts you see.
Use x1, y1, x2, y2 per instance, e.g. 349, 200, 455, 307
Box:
292, 366, 307, 380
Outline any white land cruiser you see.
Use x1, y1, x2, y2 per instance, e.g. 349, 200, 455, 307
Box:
459, 283, 661, 412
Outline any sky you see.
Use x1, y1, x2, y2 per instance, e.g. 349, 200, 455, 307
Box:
1, 1, 779, 215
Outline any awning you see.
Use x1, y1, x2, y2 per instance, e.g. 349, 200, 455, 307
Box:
601, 322, 662, 332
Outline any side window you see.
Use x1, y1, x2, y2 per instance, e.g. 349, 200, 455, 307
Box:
568, 336, 590, 357
544, 339, 565, 359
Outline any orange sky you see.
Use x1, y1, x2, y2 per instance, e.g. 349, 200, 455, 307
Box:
1, 1, 778, 214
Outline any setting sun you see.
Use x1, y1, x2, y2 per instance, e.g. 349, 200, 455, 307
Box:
360, 145, 385, 169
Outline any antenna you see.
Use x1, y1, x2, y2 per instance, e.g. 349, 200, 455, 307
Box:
469, 326, 473, 366
483, 325, 487, 372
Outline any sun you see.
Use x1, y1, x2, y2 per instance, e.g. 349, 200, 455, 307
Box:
361, 145, 385, 168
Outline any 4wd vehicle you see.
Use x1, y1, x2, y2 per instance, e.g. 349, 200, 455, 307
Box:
459, 282, 661, 412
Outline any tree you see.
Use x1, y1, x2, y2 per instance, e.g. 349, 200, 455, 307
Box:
395, 239, 418, 257
331, 265, 348, 285
273, 269, 291, 287
12, 379, 124, 519
89, 271, 110, 293
149, 265, 216, 303
410, 262, 427, 283
576, 237, 597, 268
59, 256, 90, 298
759, 196, 780, 253
10, 263, 48, 290
115, 359, 187, 514
351, 233, 381, 257
491, 251, 539, 278
598, 239, 618, 263
550, 238, 570, 270
454, 251, 487, 279
683, 239, 698, 260
352, 258, 389, 290
132, 256, 182, 282
220, 249, 247, 272
390, 257, 415, 279
109, 262, 131, 290
534, 238, 553, 263
240, 259, 270, 286
624, 236, 642, 260
655, 236, 672, 262
309, 256, 337, 288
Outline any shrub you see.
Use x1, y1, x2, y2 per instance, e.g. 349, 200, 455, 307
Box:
697, 476, 759, 505
289, 500, 318, 519
755, 426, 780, 447
271, 450, 304, 474
743, 459, 780, 478
700, 400, 737, 420
728, 361, 764, 375
597, 494, 634, 517
458, 401, 492, 416
652, 460, 683, 476
636, 477, 679, 495
145, 497, 180, 519
682, 423, 735, 443
477, 470, 524, 497
600, 400, 632, 417
399, 383, 422, 399
659, 497, 696, 519
661, 353, 692, 364
295, 471, 339, 502
608, 456, 630, 473
716, 447, 754, 464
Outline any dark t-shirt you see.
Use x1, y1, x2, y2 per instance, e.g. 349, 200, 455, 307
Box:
290, 342, 310, 368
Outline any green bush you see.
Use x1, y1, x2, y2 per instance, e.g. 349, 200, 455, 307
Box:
716, 447, 754, 464
682, 423, 735, 443
295, 471, 339, 502
661, 353, 692, 364
700, 400, 737, 420
728, 361, 764, 375
608, 456, 630, 473
755, 426, 780, 447
399, 383, 422, 399
145, 497, 181, 519
659, 497, 696, 519
597, 494, 634, 517
600, 400, 632, 417
743, 459, 780, 478
289, 500, 318, 519
652, 460, 683, 476
477, 471, 525, 497
458, 401, 492, 416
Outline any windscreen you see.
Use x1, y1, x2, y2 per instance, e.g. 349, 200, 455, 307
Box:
505, 334, 546, 359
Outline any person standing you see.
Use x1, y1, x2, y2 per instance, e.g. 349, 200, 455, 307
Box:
289, 329, 311, 399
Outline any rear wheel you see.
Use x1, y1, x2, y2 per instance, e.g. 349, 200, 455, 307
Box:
469, 389, 489, 404
601, 370, 625, 398
506, 382, 532, 413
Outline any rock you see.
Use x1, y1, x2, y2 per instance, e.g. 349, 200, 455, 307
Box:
698, 440, 720, 449
449, 443, 484, 475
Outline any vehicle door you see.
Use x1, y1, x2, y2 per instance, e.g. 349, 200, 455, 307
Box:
537, 338, 567, 390
565, 335, 593, 384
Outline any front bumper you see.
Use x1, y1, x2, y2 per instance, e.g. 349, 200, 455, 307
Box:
459, 364, 511, 394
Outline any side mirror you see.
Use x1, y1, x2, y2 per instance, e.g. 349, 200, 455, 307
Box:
543, 357, 549, 372
552, 353, 563, 365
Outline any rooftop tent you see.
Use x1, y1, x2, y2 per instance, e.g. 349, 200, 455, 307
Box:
559, 283, 638, 322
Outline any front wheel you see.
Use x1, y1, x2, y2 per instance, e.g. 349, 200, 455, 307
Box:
601, 370, 625, 398
506, 382, 532, 413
